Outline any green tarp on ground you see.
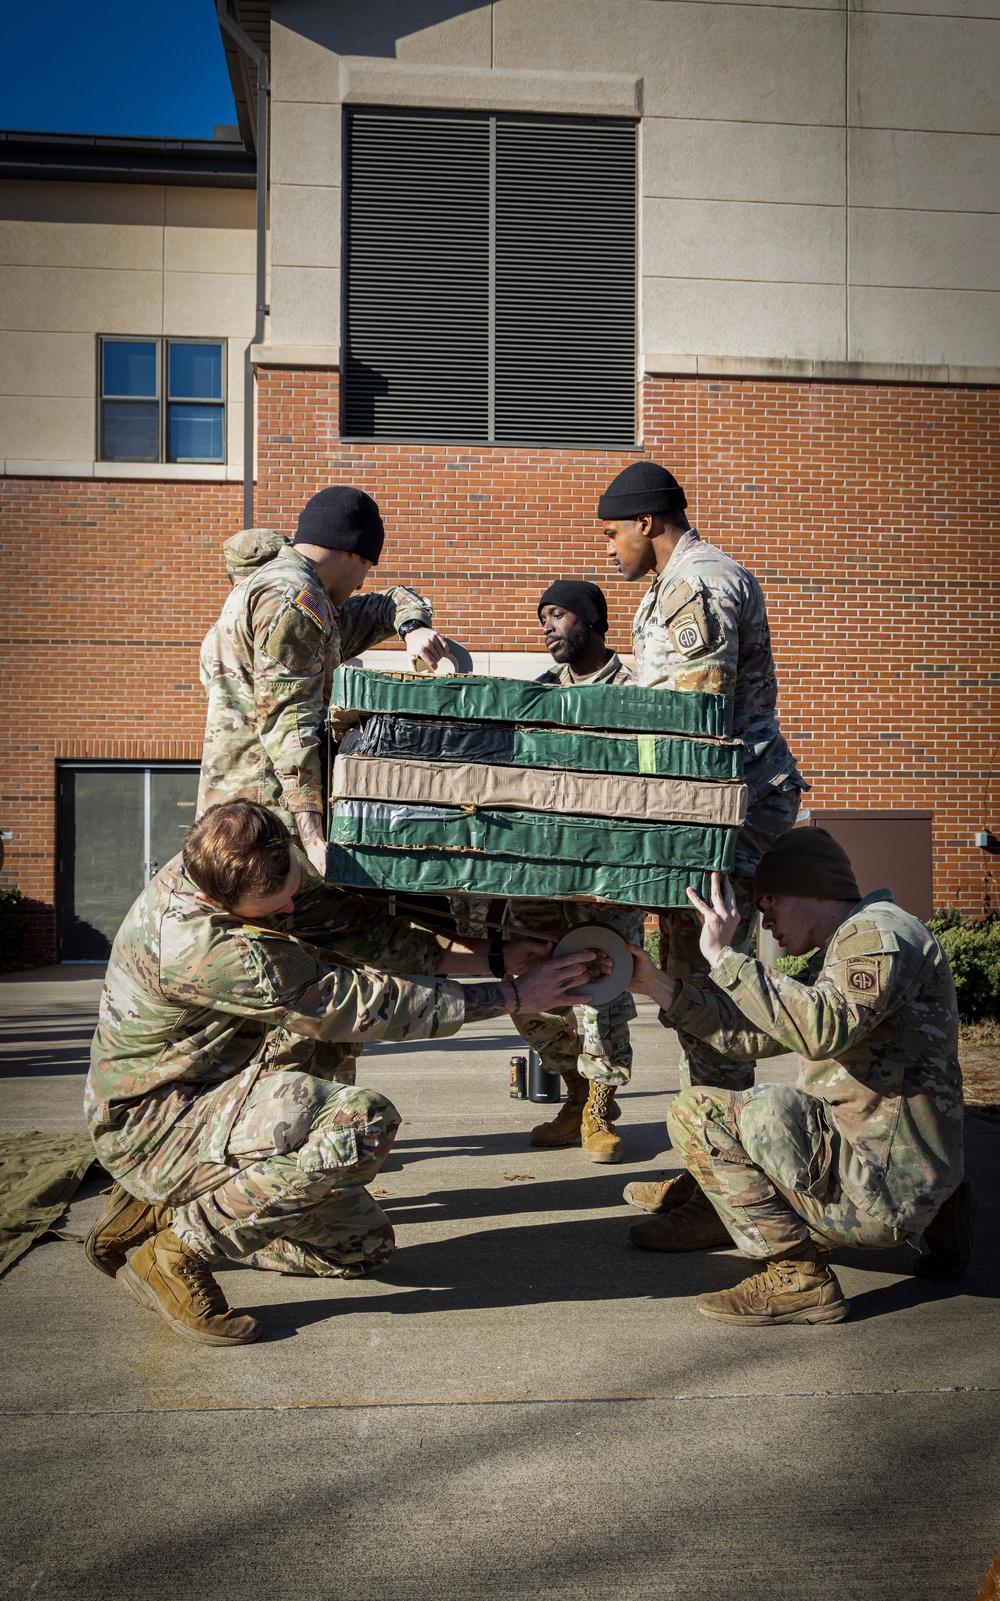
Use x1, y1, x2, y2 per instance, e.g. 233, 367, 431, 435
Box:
0, 1131, 96, 1277
326, 843, 715, 908
518, 726, 743, 781
332, 666, 734, 739
331, 802, 736, 871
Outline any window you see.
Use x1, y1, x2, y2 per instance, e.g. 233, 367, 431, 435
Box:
343, 108, 637, 447
98, 337, 226, 462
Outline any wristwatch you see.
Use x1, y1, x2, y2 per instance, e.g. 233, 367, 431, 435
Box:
398, 617, 430, 642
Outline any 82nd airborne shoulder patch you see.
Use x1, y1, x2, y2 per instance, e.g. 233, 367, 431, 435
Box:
843, 955, 886, 1005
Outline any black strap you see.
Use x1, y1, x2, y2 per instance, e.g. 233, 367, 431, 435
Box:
488, 930, 506, 979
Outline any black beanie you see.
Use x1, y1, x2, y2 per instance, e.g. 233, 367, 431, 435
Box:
753, 827, 861, 905
293, 486, 385, 565
597, 461, 687, 520
538, 581, 609, 636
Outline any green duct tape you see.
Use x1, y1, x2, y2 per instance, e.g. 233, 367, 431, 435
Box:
512, 727, 742, 781
332, 666, 733, 739
325, 843, 714, 909
331, 803, 736, 872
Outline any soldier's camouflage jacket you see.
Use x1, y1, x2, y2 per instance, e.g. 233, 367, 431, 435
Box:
198, 537, 432, 828
536, 651, 636, 688
85, 851, 463, 1175
631, 528, 801, 802
663, 890, 963, 1233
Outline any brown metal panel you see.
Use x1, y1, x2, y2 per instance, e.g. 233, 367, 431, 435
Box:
803, 810, 934, 920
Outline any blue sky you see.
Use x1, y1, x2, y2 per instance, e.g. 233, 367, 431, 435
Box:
2, 0, 238, 139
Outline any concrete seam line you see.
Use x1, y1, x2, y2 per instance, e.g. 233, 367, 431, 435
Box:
2, 1385, 996, 1418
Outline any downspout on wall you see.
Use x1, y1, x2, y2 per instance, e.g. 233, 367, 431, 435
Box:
216, 2, 268, 527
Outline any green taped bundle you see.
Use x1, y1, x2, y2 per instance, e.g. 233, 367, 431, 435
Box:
332, 802, 735, 871
326, 843, 715, 909
519, 727, 742, 781
332, 665, 733, 739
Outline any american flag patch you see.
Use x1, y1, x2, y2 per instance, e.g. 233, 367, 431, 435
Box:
294, 588, 326, 626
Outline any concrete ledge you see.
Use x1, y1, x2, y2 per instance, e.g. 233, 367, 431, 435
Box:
251, 344, 340, 367
338, 59, 642, 119
1, 461, 247, 482
643, 353, 1000, 387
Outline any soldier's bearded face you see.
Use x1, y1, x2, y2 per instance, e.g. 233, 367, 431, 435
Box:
231, 857, 302, 921
604, 520, 653, 581
540, 605, 590, 663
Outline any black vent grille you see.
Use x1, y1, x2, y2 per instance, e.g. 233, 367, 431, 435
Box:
343, 108, 636, 446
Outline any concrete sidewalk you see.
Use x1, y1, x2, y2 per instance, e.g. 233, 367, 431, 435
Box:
1, 967, 998, 1601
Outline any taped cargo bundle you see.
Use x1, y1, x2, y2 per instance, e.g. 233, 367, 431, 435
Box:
332, 801, 735, 871
325, 841, 717, 907
353, 712, 743, 783
333, 753, 748, 828
332, 665, 733, 739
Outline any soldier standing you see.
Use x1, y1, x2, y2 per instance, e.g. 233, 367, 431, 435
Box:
198, 485, 450, 878
509, 580, 646, 1161
83, 800, 598, 1345
625, 829, 973, 1324
599, 461, 805, 1243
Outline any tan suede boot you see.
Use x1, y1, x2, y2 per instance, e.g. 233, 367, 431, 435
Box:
581, 1081, 624, 1164
623, 1169, 697, 1214
627, 1185, 732, 1250
696, 1245, 849, 1325
118, 1228, 260, 1346
84, 1183, 173, 1278
530, 1063, 590, 1147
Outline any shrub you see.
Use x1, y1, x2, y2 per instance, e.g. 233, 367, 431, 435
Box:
928, 910, 1000, 1023
0, 887, 26, 967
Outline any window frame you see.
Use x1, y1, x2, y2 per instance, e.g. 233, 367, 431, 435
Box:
340, 105, 639, 450
97, 335, 227, 465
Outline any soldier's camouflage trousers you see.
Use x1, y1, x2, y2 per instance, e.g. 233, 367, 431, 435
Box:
506, 899, 646, 1087
667, 1084, 906, 1259
659, 784, 801, 1092
117, 1071, 400, 1278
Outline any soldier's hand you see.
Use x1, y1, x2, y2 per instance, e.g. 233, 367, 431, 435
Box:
303, 835, 329, 878
502, 935, 554, 975
505, 950, 611, 1014
686, 873, 740, 967
405, 626, 450, 669
626, 944, 679, 1010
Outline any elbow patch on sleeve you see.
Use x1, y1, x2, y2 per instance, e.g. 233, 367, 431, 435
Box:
263, 596, 326, 672
234, 929, 321, 1005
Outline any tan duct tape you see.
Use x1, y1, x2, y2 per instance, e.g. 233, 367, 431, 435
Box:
333, 753, 748, 828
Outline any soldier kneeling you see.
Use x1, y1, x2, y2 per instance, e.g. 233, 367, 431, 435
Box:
84, 801, 597, 1345
626, 828, 973, 1326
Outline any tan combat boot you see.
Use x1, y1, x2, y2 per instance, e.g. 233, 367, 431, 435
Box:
580, 1081, 624, 1163
623, 1169, 697, 1214
530, 1063, 590, 1148
84, 1182, 173, 1278
913, 1178, 977, 1280
118, 1228, 260, 1346
627, 1184, 731, 1250
696, 1245, 849, 1326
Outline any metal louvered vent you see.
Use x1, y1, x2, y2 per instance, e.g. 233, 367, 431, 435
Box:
343, 111, 490, 440
343, 108, 636, 446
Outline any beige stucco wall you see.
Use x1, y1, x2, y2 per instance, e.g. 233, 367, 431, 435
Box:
265, 0, 1000, 374
0, 180, 256, 477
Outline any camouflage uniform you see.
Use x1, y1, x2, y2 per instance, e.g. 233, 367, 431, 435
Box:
198, 538, 431, 834
510, 651, 645, 1087
663, 891, 964, 1257
632, 528, 804, 1091
85, 852, 463, 1276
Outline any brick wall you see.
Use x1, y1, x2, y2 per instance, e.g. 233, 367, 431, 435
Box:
256, 367, 1000, 918
1, 372, 998, 963
0, 478, 241, 963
